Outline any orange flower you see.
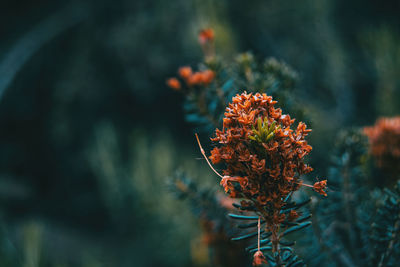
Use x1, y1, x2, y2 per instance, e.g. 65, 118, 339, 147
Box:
170, 63, 214, 88
253, 251, 267, 266
288, 210, 299, 221
313, 180, 327, 196
364, 116, 400, 172
186, 70, 215, 86
187, 72, 203, 86
199, 28, 215, 44
209, 92, 316, 225
201, 70, 215, 85
178, 66, 192, 80
209, 147, 222, 164
166, 77, 181, 90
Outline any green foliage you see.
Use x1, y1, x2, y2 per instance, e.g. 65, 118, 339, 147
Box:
168, 171, 224, 222
300, 129, 369, 266
228, 193, 311, 266
369, 181, 400, 266
299, 129, 400, 267
168, 172, 250, 267
180, 52, 305, 133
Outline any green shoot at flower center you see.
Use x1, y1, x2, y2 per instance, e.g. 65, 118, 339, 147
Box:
249, 117, 280, 143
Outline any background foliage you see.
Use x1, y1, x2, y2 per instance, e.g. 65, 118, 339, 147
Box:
0, 0, 400, 266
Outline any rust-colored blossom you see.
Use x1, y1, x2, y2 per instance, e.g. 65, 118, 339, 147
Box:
178, 66, 192, 80
207, 92, 323, 228
313, 180, 327, 197
288, 210, 299, 221
253, 250, 267, 266
198, 28, 215, 59
199, 28, 215, 44
364, 117, 400, 173
166, 77, 181, 90
201, 69, 215, 85
209, 147, 222, 164
167, 67, 215, 91
188, 72, 204, 86
187, 70, 215, 86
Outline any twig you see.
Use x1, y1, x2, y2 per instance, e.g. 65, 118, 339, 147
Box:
195, 133, 224, 179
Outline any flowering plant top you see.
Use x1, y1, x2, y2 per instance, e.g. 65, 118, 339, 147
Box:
194, 92, 327, 265
205, 92, 326, 225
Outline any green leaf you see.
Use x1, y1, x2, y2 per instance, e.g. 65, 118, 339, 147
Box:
249, 246, 272, 253
296, 214, 312, 223
228, 214, 259, 220
281, 222, 312, 237
231, 230, 263, 241
238, 220, 265, 229
279, 240, 296, 246
246, 239, 271, 251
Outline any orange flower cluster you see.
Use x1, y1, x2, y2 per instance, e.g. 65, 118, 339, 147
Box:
166, 66, 215, 91
209, 92, 325, 225
364, 116, 400, 171
198, 28, 215, 44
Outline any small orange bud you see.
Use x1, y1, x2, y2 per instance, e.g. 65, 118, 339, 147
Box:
313, 180, 327, 196
199, 28, 214, 44
288, 210, 299, 221
166, 77, 181, 90
187, 72, 203, 86
253, 250, 267, 266
257, 195, 268, 205
178, 66, 192, 80
201, 69, 215, 85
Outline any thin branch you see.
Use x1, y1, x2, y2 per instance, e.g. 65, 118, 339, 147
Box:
258, 216, 261, 251
195, 133, 224, 179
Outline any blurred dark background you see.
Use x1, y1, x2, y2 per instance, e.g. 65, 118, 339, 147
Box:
0, 0, 399, 266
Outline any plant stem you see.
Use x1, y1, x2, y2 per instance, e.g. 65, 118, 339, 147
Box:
341, 152, 360, 263
257, 216, 261, 250
270, 216, 282, 266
